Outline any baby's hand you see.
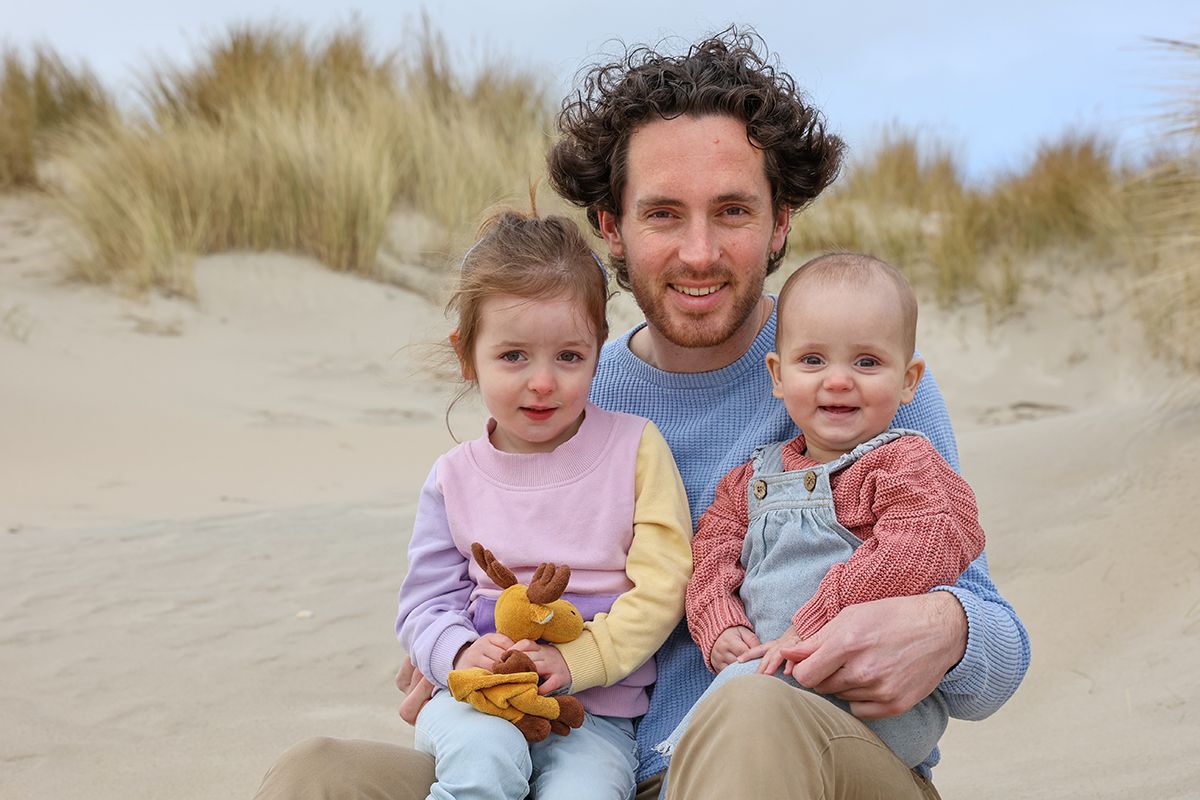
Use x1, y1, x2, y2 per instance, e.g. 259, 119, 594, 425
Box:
710, 626, 760, 672
453, 633, 517, 671
740, 626, 803, 676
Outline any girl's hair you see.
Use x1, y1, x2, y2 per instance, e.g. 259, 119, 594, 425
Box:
448, 208, 609, 380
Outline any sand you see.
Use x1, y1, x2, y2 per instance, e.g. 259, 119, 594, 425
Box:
2, 192, 1198, 798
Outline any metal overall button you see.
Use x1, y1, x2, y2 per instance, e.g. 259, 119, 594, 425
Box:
752, 479, 768, 500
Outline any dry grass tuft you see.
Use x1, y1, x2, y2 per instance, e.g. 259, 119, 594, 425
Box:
789, 128, 1124, 310
51, 21, 552, 293
1127, 37, 1200, 369
0, 47, 112, 189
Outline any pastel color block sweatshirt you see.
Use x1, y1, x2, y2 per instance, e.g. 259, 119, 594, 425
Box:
395, 404, 692, 718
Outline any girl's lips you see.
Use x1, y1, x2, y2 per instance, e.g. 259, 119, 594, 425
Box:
520, 407, 556, 421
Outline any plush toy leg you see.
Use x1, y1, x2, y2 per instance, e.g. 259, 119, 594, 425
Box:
548, 695, 585, 736
513, 715, 552, 743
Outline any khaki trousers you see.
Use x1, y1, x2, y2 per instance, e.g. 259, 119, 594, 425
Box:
665, 674, 942, 800
252, 676, 938, 800
251, 736, 664, 800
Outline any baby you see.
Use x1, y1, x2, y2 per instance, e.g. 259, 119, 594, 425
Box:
661, 251, 985, 770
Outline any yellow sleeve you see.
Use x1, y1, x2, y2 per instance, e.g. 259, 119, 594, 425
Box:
554, 421, 693, 692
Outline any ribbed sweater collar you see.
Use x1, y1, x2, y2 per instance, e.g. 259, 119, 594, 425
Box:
603, 299, 778, 390
463, 403, 615, 488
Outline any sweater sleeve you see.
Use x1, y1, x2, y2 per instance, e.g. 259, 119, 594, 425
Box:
686, 459, 756, 671
394, 462, 478, 689
554, 422, 693, 692
891, 369, 1031, 720
791, 438, 986, 639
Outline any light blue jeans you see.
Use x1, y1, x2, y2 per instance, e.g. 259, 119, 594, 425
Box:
415, 690, 638, 800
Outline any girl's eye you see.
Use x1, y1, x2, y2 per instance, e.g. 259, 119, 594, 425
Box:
499, 351, 524, 363
559, 351, 584, 363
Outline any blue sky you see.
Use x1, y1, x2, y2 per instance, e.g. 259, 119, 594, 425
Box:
5, 1, 1197, 181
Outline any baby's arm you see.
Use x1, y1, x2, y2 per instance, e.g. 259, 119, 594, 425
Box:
686, 459, 759, 672
790, 436, 985, 640
552, 422, 693, 692
395, 462, 479, 689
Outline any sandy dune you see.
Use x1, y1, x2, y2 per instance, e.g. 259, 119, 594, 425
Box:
2, 193, 1197, 798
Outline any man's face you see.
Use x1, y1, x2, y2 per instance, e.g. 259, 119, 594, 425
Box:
599, 114, 789, 350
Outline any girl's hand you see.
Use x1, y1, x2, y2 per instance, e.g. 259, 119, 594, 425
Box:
453, 633, 516, 671
509, 640, 572, 695
739, 626, 803, 676
710, 626, 760, 672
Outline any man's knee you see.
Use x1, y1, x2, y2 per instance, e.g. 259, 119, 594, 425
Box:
692, 674, 861, 747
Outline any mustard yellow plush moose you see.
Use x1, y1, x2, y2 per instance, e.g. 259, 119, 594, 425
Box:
446, 543, 586, 742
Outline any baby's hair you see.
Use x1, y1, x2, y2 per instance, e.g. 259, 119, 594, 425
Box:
447, 208, 610, 381
777, 252, 918, 358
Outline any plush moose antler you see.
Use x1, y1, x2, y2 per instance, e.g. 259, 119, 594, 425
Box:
448, 544, 586, 742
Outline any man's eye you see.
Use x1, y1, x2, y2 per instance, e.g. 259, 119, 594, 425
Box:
723, 206, 749, 216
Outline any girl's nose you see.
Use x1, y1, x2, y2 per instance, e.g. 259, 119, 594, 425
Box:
528, 368, 555, 395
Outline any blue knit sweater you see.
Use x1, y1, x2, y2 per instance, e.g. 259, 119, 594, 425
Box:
589, 306, 1030, 781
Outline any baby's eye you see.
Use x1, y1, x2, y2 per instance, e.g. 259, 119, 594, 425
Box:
855, 357, 880, 368
559, 351, 584, 363
800, 355, 824, 366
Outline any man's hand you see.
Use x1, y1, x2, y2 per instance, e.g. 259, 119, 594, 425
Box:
739, 626, 802, 675
396, 660, 435, 726
453, 633, 516, 671
710, 626, 761, 672
782, 592, 968, 719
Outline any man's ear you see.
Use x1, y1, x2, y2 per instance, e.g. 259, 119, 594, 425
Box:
899, 355, 926, 404
449, 330, 474, 381
597, 210, 625, 259
765, 352, 785, 400
770, 204, 791, 255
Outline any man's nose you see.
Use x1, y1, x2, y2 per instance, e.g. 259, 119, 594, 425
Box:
677, 218, 719, 269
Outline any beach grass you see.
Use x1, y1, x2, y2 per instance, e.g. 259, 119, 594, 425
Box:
0, 47, 112, 189
1126, 37, 1200, 368
788, 129, 1126, 310
51, 21, 551, 294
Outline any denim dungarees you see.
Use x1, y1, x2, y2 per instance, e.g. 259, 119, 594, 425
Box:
659, 429, 949, 769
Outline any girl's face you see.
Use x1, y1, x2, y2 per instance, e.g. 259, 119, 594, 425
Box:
468, 292, 600, 454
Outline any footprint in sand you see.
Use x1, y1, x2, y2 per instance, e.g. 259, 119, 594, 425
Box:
977, 401, 1072, 426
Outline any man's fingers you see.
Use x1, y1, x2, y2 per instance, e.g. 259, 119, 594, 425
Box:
784, 640, 845, 689
738, 643, 768, 662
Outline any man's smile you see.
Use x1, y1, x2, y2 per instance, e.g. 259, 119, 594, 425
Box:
670, 283, 726, 297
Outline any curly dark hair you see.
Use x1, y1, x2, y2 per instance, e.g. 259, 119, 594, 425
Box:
547, 27, 846, 290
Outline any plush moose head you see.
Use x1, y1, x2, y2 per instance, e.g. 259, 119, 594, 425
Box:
472, 543, 585, 644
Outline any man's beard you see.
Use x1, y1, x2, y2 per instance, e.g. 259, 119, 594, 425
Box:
628, 264, 768, 350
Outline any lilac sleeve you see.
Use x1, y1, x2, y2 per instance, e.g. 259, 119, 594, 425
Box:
395, 462, 478, 688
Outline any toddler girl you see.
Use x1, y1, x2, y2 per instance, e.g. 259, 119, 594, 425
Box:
396, 209, 692, 800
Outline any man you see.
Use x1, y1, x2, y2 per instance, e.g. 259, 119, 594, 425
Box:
253, 28, 1029, 800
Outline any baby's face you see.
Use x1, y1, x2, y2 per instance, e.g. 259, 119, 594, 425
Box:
766, 280, 922, 463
